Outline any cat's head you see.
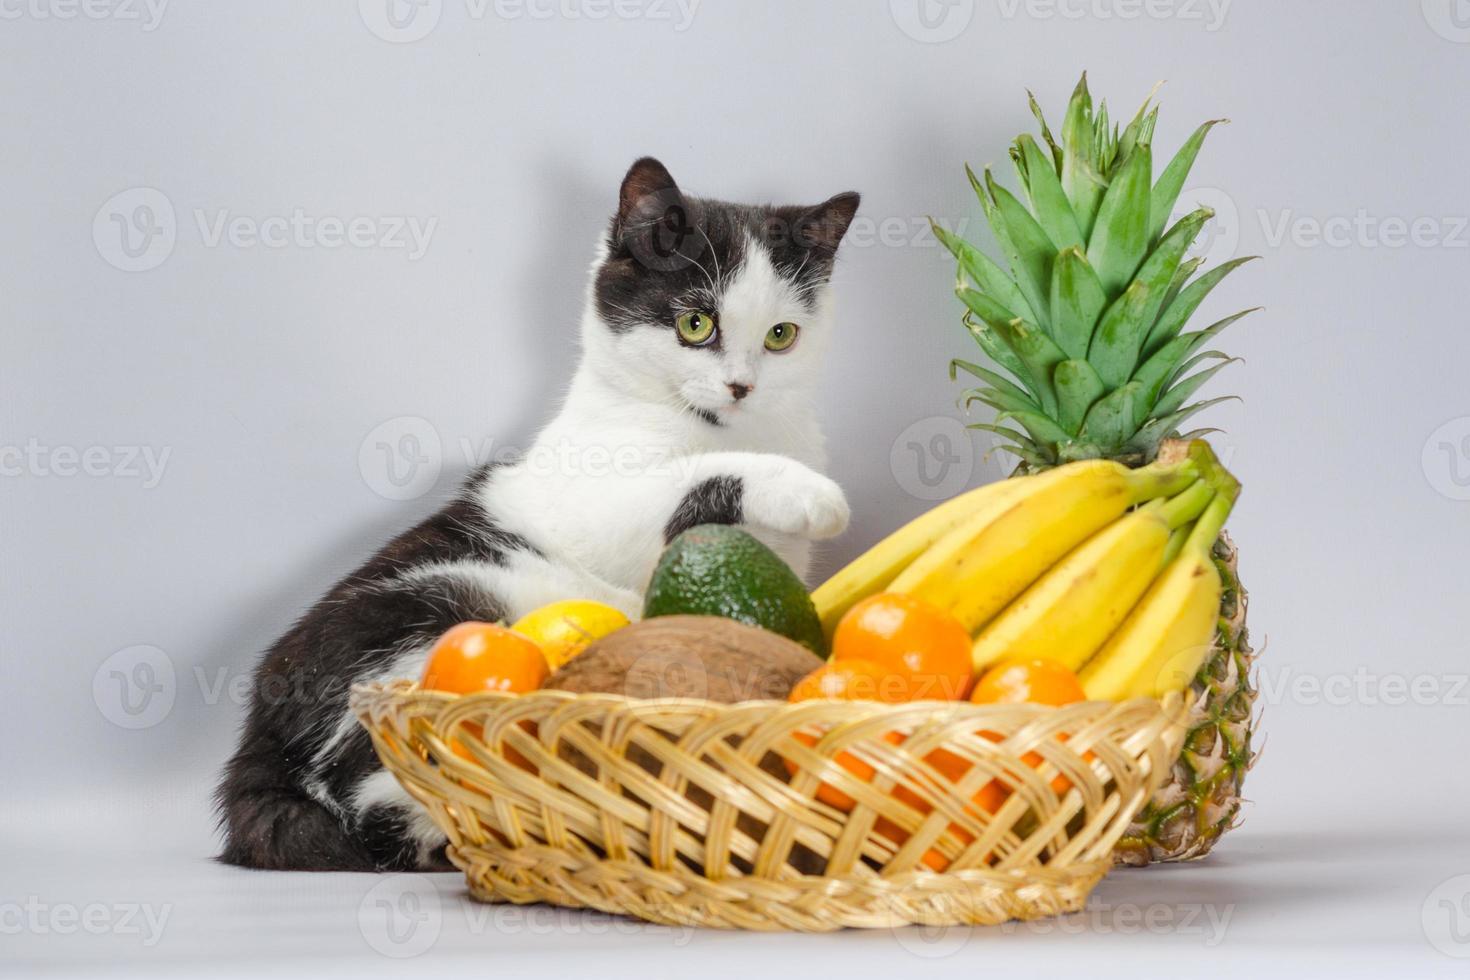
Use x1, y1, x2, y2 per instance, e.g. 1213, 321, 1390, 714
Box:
584, 157, 859, 424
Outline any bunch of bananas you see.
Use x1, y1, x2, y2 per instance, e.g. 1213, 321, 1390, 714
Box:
813, 440, 1240, 700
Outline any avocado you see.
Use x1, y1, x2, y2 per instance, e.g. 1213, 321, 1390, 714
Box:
642, 524, 827, 657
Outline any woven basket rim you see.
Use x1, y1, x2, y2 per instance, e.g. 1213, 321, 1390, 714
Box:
350, 678, 1182, 719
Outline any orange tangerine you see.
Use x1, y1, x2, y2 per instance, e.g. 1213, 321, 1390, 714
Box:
969, 657, 1087, 707
786, 659, 911, 811
832, 593, 974, 700
421, 621, 549, 694
421, 622, 548, 775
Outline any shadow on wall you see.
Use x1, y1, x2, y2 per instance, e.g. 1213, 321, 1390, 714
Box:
811, 100, 1018, 581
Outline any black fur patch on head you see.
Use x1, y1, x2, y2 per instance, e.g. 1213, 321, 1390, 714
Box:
596, 157, 860, 334
760, 192, 861, 301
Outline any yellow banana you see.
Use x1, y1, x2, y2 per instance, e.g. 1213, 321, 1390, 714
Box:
969, 480, 1216, 673
812, 475, 1037, 637
1079, 490, 1238, 700
890, 457, 1199, 632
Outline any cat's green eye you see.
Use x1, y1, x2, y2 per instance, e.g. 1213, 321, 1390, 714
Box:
675, 310, 717, 346
765, 322, 800, 353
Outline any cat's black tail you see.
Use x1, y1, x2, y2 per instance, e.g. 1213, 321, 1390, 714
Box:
215, 739, 383, 872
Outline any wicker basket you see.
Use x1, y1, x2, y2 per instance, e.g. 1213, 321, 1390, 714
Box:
351, 680, 1185, 931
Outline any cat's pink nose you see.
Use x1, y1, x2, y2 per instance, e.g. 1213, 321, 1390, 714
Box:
727, 382, 752, 401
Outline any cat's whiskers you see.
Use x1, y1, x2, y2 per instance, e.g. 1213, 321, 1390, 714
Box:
598, 300, 652, 329
788, 247, 814, 293
694, 225, 724, 289
672, 247, 718, 297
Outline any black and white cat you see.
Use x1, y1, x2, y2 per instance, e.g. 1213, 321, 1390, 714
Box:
216, 158, 861, 871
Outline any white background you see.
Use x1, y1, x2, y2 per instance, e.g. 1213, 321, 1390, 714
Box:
4, 1, 1469, 975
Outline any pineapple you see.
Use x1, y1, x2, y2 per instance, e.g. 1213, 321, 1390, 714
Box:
934, 74, 1256, 864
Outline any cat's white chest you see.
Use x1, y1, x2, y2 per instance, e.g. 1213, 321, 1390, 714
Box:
480, 397, 827, 594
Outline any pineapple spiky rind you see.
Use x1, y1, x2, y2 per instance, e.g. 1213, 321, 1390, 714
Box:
1114, 531, 1255, 865
937, 75, 1258, 864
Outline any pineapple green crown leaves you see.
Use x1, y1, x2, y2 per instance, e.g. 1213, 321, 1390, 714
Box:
935, 73, 1259, 469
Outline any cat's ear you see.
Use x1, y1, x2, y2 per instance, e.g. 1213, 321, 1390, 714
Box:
611, 157, 700, 271
796, 192, 861, 251
614, 157, 684, 240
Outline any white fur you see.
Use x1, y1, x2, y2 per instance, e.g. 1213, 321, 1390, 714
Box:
340, 229, 849, 857
351, 769, 446, 864
478, 230, 847, 592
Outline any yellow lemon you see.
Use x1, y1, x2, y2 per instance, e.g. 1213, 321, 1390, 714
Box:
510, 600, 630, 669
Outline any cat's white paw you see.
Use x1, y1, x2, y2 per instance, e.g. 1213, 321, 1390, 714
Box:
743, 460, 850, 541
